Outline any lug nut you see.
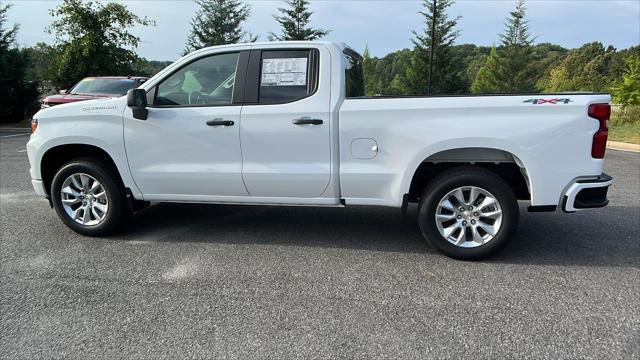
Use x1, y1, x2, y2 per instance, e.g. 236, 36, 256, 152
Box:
456, 215, 462, 219
473, 212, 479, 217
468, 206, 473, 210
82, 202, 87, 206
462, 221, 467, 226
459, 207, 465, 211
471, 219, 476, 225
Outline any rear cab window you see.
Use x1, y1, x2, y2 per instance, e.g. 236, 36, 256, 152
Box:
244, 48, 319, 105
343, 48, 365, 98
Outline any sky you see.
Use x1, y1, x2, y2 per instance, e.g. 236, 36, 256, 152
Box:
5, 0, 640, 61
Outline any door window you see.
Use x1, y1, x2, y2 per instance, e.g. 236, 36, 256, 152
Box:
258, 50, 317, 104
155, 52, 239, 106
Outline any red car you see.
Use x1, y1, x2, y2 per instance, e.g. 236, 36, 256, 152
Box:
40, 76, 148, 109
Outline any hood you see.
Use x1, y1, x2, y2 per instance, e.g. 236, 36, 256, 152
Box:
34, 96, 126, 120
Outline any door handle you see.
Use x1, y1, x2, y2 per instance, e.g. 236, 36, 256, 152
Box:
293, 117, 323, 125
207, 119, 234, 127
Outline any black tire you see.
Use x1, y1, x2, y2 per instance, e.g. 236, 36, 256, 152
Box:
418, 166, 519, 260
50, 158, 130, 236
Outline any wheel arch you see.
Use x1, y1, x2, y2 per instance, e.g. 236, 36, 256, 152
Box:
40, 143, 127, 198
403, 144, 533, 203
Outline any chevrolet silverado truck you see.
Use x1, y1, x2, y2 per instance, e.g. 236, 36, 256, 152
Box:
27, 41, 613, 260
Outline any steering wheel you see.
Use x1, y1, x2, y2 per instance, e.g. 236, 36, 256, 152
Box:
188, 91, 208, 105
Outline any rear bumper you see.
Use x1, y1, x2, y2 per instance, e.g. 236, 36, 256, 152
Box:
562, 173, 612, 213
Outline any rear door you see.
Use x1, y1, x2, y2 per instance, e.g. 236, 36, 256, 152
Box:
239, 46, 332, 197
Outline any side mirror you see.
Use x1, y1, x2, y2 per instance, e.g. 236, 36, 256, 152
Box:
127, 88, 148, 120
59, 89, 67, 95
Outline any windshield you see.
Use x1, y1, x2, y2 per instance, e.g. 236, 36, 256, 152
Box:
344, 49, 365, 98
69, 78, 136, 95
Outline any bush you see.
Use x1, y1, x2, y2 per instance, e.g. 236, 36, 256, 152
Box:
611, 105, 640, 125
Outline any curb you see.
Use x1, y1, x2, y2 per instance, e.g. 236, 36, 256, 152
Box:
607, 141, 640, 153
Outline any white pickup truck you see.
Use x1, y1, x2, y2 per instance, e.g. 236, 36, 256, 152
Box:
27, 41, 613, 260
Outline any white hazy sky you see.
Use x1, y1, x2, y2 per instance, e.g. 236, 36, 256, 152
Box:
5, 0, 640, 60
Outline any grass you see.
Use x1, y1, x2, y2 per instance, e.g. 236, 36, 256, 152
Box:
609, 121, 640, 144
609, 106, 640, 144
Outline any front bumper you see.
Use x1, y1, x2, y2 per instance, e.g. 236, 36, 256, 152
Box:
31, 179, 48, 197
562, 173, 612, 213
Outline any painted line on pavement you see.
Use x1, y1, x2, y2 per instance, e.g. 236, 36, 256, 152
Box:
0, 133, 30, 139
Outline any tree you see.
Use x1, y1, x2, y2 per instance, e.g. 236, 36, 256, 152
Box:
0, 1, 16, 52
542, 42, 623, 92
611, 55, 640, 106
450, 43, 491, 92
472, 0, 536, 93
471, 46, 501, 93
401, 0, 463, 95
269, 0, 329, 41
185, 0, 256, 53
47, 0, 154, 89
499, 0, 535, 92
363, 45, 377, 95
0, 2, 39, 123
22, 42, 58, 85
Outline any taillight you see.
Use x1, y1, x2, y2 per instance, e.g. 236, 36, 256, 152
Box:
588, 103, 610, 159
31, 118, 38, 133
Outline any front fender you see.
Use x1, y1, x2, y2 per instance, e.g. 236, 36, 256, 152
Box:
27, 100, 142, 198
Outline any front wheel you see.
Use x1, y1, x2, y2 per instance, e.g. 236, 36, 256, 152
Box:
50, 158, 130, 236
418, 167, 519, 260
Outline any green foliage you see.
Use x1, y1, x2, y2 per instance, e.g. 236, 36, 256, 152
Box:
269, 0, 329, 41
608, 113, 640, 144
46, 0, 154, 89
451, 43, 491, 92
611, 55, 640, 107
21, 42, 58, 85
471, 46, 501, 93
5, 0, 637, 104
472, 0, 535, 93
542, 43, 623, 92
0, 2, 39, 122
401, 0, 463, 95
0, 1, 17, 51
137, 59, 174, 77
365, 48, 413, 95
362, 45, 376, 96
185, 0, 256, 54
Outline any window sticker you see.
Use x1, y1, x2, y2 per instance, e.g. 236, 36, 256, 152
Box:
261, 58, 308, 86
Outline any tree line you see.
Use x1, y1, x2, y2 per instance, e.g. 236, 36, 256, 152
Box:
365, 0, 638, 101
1, 0, 638, 123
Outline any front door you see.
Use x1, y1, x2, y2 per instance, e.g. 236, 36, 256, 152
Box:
240, 47, 332, 198
124, 51, 249, 200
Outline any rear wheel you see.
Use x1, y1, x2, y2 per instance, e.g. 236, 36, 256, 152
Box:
50, 158, 130, 236
418, 166, 519, 260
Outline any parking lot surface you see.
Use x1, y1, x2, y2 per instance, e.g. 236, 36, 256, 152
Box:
1, 131, 639, 359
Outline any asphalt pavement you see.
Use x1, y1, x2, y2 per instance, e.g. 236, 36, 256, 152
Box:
1, 131, 639, 359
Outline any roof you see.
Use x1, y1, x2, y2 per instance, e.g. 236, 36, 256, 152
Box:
189, 41, 351, 57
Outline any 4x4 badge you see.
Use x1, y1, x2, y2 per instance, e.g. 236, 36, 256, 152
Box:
524, 98, 573, 104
